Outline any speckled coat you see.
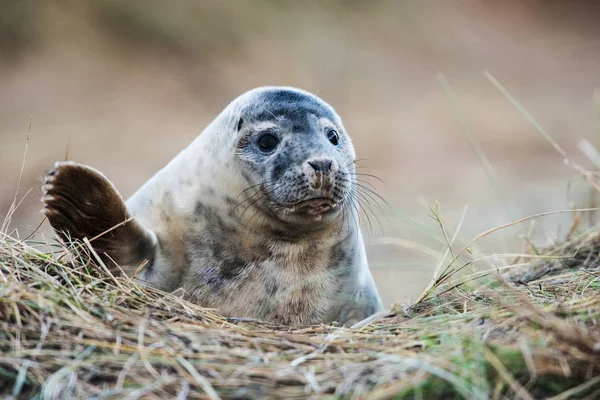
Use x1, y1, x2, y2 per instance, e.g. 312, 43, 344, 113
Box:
44, 87, 383, 326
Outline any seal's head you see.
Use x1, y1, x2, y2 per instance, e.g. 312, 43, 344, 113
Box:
232, 87, 356, 229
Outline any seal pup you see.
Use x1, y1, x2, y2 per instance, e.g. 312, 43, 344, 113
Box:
42, 86, 383, 325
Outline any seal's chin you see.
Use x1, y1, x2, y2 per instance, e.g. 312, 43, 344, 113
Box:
284, 198, 340, 216
271, 197, 343, 225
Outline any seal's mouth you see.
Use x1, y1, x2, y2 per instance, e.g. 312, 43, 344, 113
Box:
283, 198, 340, 215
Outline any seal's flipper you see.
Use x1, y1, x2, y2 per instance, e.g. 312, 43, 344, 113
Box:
42, 161, 156, 276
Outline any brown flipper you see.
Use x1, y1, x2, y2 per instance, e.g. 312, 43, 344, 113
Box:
42, 161, 156, 276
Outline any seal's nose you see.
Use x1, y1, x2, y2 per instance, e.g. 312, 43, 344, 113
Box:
305, 158, 335, 191
307, 159, 333, 173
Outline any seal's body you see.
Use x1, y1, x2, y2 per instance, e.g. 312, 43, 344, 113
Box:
42, 87, 383, 325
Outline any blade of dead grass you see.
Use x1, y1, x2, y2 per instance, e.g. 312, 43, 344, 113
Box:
1, 116, 32, 234
176, 357, 221, 400
417, 203, 468, 303
482, 346, 533, 400
485, 71, 600, 193
417, 207, 600, 303
438, 73, 514, 221
546, 375, 600, 400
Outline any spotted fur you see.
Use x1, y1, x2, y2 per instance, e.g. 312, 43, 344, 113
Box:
42, 87, 383, 325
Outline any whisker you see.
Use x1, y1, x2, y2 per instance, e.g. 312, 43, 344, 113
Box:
355, 186, 393, 229
354, 183, 390, 209
354, 184, 387, 214
231, 181, 279, 215
245, 195, 272, 228
344, 193, 360, 237
234, 182, 267, 200
258, 104, 278, 120
238, 183, 282, 222
344, 172, 386, 186
333, 199, 349, 236
348, 190, 373, 239
353, 189, 384, 235
342, 160, 357, 170
352, 177, 379, 191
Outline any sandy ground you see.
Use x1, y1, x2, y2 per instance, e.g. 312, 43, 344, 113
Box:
2, 1, 600, 306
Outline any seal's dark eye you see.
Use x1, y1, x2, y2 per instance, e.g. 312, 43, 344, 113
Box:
257, 133, 279, 152
326, 129, 340, 146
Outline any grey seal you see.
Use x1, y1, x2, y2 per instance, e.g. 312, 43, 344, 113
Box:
41, 86, 383, 325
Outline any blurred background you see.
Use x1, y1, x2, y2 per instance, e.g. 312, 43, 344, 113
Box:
2, 0, 600, 307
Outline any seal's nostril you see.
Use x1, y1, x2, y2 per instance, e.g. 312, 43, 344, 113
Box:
308, 159, 333, 172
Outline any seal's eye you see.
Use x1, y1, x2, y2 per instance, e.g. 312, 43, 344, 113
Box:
257, 133, 279, 152
326, 129, 340, 146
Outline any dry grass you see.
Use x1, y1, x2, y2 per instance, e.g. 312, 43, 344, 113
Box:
0, 218, 599, 399
1, 73, 599, 399
0, 66, 598, 400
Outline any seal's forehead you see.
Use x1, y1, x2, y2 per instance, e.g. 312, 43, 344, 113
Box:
240, 87, 339, 129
